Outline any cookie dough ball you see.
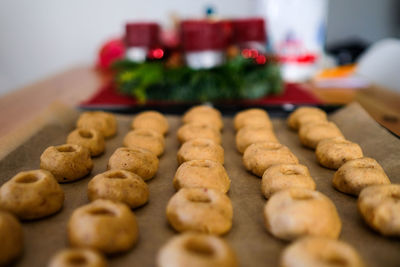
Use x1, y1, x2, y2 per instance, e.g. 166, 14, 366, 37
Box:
299, 121, 344, 149
0, 211, 23, 266
236, 126, 279, 154
333, 157, 391, 196
174, 160, 231, 193
166, 188, 233, 235
40, 144, 93, 183
49, 248, 107, 267
358, 184, 400, 236
77, 111, 117, 138
182, 106, 223, 131
234, 108, 272, 131
261, 164, 316, 199
88, 169, 149, 208
68, 199, 138, 254
177, 138, 224, 165
264, 188, 342, 241
281, 236, 364, 267
316, 137, 363, 169
67, 128, 105, 157
108, 147, 159, 181
0, 170, 64, 220
287, 107, 327, 131
157, 233, 237, 267
243, 142, 299, 177
123, 128, 165, 157
132, 110, 169, 135
177, 123, 221, 145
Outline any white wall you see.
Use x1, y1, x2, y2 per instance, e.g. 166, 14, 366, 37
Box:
0, 0, 398, 95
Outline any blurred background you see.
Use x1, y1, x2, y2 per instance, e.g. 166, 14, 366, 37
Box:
0, 0, 399, 95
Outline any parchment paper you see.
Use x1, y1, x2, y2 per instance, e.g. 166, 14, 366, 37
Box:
0, 102, 399, 267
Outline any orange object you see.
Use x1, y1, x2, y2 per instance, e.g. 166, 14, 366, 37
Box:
315, 64, 356, 79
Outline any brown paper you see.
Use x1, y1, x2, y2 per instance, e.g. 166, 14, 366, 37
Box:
0, 102, 399, 267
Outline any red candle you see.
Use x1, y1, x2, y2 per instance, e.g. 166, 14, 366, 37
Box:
125, 22, 161, 62
181, 20, 230, 69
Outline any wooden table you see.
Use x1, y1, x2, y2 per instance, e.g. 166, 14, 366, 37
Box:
0, 65, 399, 140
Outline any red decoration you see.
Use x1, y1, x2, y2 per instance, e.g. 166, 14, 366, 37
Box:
181, 20, 229, 52
231, 18, 267, 44
278, 53, 317, 64
125, 23, 160, 48
242, 48, 260, 59
255, 55, 267, 65
97, 38, 126, 70
148, 48, 164, 59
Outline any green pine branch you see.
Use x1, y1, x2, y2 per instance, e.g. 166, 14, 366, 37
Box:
113, 55, 283, 102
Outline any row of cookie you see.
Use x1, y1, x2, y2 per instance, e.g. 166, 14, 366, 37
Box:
234, 109, 307, 193
43, 111, 119, 183
263, 188, 365, 267
175, 106, 227, 192
288, 107, 390, 194
168, 105, 232, 235
86, 111, 168, 210
0, 111, 119, 265
234, 109, 320, 237
105, 110, 169, 183
233, 108, 365, 267
176, 105, 224, 165
233, 109, 298, 178
124, 111, 169, 156
288, 107, 399, 237
49, 110, 171, 266
58, 111, 143, 260
96, 111, 168, 209
73, 110, 169, 158
270, 109, 365, 266
234, 109, 341, 240
158, 106, 237, 267
288, 107, 391, 193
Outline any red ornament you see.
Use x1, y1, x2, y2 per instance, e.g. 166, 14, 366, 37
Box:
255, 55, 267, 65
97, 38, 126, 70
242, 48, 260, 59
148, 48, 164, 59
242, 49, 251, 58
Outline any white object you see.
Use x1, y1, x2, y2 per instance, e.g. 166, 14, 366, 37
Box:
356, 38, 400, 92
257, 0, 328, 82
185, 51, 225, 69
126, 47, 148, 63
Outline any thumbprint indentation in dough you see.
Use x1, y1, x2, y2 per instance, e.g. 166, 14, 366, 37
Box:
78, 130, 93, 139
185, 239, 215, 257
106, 171, 128, 179
67, 254, 88, 265
57, 145, 76, 153
88, 207, 116, 217
16, 173, 39, 183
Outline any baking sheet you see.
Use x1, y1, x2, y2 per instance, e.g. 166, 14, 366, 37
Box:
0, 102, 399, 267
